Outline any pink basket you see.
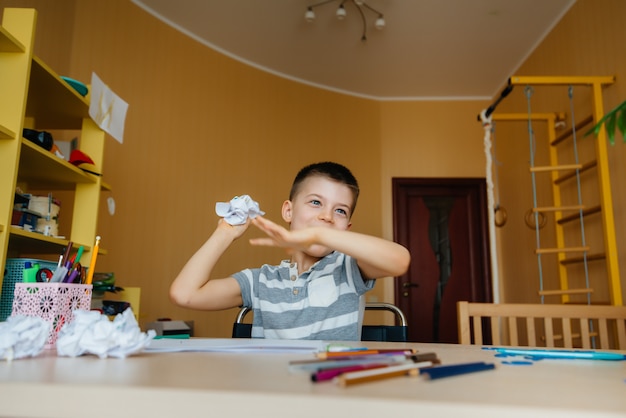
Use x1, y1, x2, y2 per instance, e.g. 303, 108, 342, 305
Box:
11, 283, 92, 347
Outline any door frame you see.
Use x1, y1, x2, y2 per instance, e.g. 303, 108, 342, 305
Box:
392, 177, 493, 341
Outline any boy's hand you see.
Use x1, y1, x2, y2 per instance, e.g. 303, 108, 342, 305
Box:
249, 216, 316, 252
216, 217, 250, 240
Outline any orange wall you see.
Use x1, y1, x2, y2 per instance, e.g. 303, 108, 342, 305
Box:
378, 100, 488, 299
1, 0, 624, 336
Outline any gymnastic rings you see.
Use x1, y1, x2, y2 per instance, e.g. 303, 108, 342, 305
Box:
524, 209, 547, 230
494, 205, 507, 227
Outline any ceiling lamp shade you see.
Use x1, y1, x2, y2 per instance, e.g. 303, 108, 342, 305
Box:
304, 0, 385, 41
336, 4, 347, 20
375, 16, 385, 30
305, 8, 316, 22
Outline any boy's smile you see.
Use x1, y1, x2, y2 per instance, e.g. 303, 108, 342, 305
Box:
283, 175, 354, 231
281, 175, 354, 260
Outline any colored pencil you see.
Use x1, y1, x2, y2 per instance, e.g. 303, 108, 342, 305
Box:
337, 361, 433, 387
317, 348, 417, 359
85, 235, 101, 285
420, 362, 495, 380
311, 364, 389, 382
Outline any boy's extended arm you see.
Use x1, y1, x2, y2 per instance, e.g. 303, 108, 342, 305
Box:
169, 220, 245, 310
329, 229, 411, 279
250, 217, 410, 279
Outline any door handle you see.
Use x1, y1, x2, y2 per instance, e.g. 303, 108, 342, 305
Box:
402, 282, 419, 297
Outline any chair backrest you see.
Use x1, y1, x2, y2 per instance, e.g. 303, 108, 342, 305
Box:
232, 302, 408, 342
457, 301, 626, 350
232, 306, 253, 339
361, 302, 408, 342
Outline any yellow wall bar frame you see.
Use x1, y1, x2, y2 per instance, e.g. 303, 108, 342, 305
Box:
493, 113, 575, 302
510, 76, 616, 86
508, 75, 622, 306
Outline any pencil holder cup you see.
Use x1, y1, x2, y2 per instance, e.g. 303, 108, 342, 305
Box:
11, 282, 92, 348
1, 258, 58, 321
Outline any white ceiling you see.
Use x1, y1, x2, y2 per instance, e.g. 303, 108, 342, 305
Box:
131, 0, 576, 101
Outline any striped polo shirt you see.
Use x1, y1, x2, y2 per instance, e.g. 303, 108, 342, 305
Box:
233, 251, 375, 340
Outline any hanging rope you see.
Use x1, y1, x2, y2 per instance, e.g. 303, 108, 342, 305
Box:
567, 86, 592, 306
477, 84, 513, 304
568, 86, 596, 347
524, 86, 546, 304
479, 109, 500, 303
491, 122, 508, 227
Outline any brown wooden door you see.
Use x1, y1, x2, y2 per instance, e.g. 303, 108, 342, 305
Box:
393, 178, 492, 343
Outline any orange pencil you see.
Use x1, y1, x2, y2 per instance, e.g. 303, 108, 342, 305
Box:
85, 235, 101, 285
337, 361, 433, 387
317, 348, 417, 359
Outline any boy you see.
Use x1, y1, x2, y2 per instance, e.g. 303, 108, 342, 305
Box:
170, 162, 410, 340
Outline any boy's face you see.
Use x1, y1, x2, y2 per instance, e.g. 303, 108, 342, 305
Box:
282, 175, 354, 233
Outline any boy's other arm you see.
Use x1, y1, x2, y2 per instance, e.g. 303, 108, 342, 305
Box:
316, 228, 410, 279
170, 220, 245, 310
250, 217, 410, 279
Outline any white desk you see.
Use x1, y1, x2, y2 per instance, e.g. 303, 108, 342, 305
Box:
0, 341, 624, 417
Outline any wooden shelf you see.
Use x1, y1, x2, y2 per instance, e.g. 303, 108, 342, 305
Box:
26, 56, 90, 129
0, 24, 24, 52
9, 226, 72, 253
18, 139, 97, 189
8, 227, 107, 256
0, 123, 15, 139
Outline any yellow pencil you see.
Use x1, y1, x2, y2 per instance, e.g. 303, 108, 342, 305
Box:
85, 235, 101, 285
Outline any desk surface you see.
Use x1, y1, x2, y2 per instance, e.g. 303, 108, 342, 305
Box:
0, 340, 625, 418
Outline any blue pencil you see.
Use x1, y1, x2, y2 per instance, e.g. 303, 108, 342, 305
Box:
420, 362, 495, 380
492, 347, 626, 361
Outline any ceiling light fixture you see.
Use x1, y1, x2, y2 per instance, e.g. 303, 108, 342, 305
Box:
305, 0, 385, 42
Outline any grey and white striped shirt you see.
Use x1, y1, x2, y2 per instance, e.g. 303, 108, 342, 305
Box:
233, 252, 375, 340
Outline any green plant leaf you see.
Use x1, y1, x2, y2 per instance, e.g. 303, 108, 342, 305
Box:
585, 110, 612, 137
584, 99, 626, 145
605, 112, 616, 145
617, 105, 626, 143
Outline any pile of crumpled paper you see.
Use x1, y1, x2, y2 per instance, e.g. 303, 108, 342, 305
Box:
0, 315, 51, 361
0, 308, 155, 361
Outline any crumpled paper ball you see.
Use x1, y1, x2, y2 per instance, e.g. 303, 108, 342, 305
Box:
0, 315, 52, 361
215, 195, 265, 225
56, 308, 156, 358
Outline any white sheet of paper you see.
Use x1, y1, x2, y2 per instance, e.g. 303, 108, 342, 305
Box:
89, 72, 128, 144
145, 338, 326, 354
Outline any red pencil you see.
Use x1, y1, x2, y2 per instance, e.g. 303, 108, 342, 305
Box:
311, 364, 389, 382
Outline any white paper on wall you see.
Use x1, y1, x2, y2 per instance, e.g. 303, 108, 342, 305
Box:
89, 72, 128, 144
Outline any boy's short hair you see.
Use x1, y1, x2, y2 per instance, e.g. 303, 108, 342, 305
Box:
289, 161, 360, 214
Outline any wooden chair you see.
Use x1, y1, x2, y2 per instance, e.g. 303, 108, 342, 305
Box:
457, 301, 626, 350
232, 302, 408, 342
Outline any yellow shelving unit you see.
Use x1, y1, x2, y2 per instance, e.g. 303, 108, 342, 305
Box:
0, 8, 108, 292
